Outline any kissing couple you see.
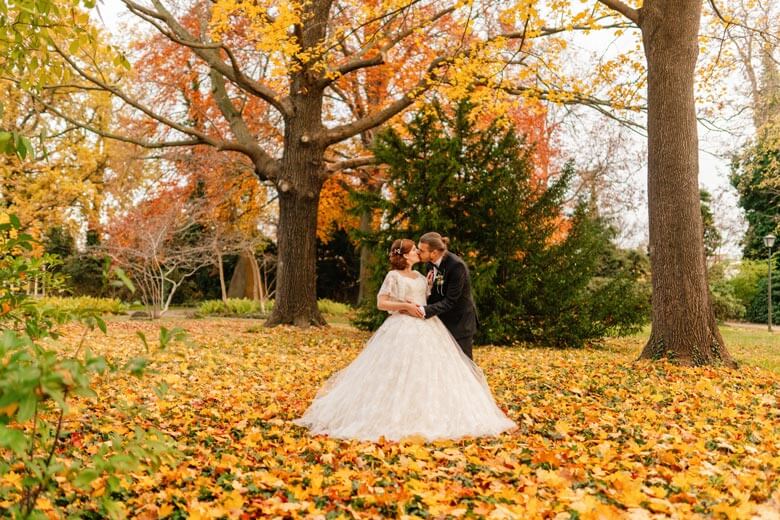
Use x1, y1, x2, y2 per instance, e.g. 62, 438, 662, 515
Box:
294, 232, 516, 442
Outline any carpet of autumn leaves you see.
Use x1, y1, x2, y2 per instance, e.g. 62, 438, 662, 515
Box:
8, 318, 780, 519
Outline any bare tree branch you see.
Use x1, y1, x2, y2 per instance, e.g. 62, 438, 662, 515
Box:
502, 84, 647, 131
207, 69, 279, 179
322, 57, 448, 146
326, 155, 377, 172
195, 9, 280, 181
510, 21, 638, 38
50, 41, 249, 151
121, 0, 293, 117
597, 0, 641, 25
317, 0, 428, 64
318, 5, 456, 88
26, 90, 204, 149
327, 82, 363, 120
337, 52, 385, 77
707, 0, 780, 49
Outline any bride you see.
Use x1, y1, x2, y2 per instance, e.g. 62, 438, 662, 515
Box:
293, 238, 516, 441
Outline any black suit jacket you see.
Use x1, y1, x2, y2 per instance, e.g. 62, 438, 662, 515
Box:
423, 252, 478, 339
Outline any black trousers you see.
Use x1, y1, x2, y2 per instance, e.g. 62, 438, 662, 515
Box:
455, 335, 474, 360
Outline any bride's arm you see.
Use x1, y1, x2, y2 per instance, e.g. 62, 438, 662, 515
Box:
377, 294, 419, 314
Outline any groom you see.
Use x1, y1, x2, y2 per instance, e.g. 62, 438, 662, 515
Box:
415, 232, 479, 359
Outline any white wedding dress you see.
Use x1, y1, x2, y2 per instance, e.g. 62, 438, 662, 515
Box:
294, 270, 516, 441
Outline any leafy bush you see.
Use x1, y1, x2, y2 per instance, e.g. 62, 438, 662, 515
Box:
353, 100, 650, 346
0, 215, 178, 518
707, 262, 747, 321
728, 259, 771, 311
197, 298, 269, 317
747, 273, 780, 324
61, 254, 116, 297
198, 299, 230, 315
225, 298, 262, 315
197, 298, 350, 318
34, 296, 128, 315
318, 298, 353, 317
317, 229, 360, 303
709, 285, 747, 322
730, 135, 780, 260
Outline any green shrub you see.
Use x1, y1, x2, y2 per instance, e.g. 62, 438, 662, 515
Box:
728, 259, 770, 311
34, 296, 127, 315
710, 288, 747, 322
226, 298, 261, 315
318, 298, 352, 316
708, 263, 747, 321
197, 298, 272, 317
0, 215, 178, 518
746, 273, 780, 324
198, 299, 229, 315
197, 298, 350, 318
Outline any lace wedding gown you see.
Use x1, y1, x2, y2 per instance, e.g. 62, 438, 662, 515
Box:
294, 270, 516, 441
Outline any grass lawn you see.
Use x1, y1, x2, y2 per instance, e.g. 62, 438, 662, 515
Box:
718, 324, 780, 373
620, 323, 779, 374
8, 317, 777, 518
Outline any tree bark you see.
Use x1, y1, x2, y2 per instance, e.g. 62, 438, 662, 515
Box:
637, 0, 736, 366
265, 105, 328, 325
265, 153, 326, 326
263, 0, 332, 327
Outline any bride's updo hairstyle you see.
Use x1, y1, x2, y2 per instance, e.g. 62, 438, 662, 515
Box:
389, 239, 415, 270
419, 232, 449, 252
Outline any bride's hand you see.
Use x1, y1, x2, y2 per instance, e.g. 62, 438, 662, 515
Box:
406, 303, 424, 318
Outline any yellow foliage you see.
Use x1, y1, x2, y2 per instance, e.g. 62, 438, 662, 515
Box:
4, 320, 777, 517
317, 174, 359, 242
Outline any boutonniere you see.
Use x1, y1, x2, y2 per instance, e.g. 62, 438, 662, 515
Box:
434, 270, 445, 294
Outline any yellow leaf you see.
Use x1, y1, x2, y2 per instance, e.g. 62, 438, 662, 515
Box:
0, 402, 18, 417
554, 420, 572, 437
158, 504, 174, 517
607, 472, 645, 508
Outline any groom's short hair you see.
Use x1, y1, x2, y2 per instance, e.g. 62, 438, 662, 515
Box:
420, 232, 449, 251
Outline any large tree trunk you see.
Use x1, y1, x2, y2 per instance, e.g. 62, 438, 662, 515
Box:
265, 155, 326, 326
637, 0, 736, 366
267, 183, 325, 326
263, 0, 331, 327
265, 104, 327, 326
